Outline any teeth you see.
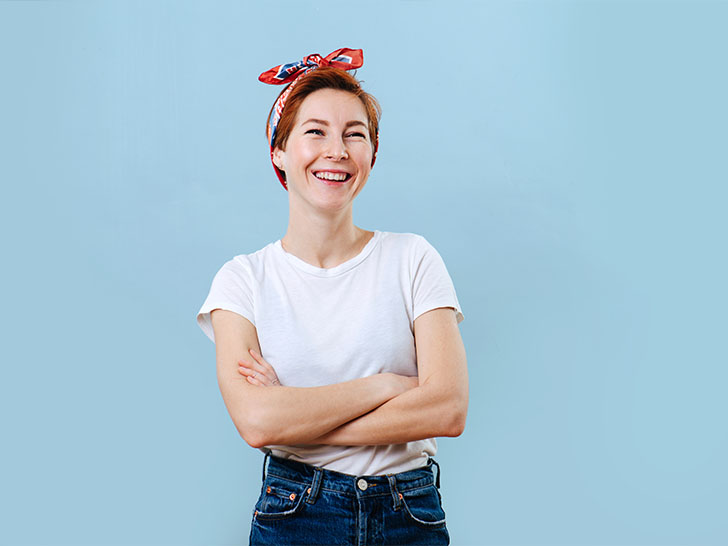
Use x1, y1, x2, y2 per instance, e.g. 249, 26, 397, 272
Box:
314, 171, 348, 181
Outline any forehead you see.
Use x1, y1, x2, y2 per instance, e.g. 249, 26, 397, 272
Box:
295, 88, 368, 125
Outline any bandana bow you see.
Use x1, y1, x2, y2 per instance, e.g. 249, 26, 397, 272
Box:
259, 47, 364, 86
259, 48, 368, 190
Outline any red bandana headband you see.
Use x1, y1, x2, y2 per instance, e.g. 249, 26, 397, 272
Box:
259, 47, 377, 190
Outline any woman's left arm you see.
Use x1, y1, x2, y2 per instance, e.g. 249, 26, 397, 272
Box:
308, 306, 469, 445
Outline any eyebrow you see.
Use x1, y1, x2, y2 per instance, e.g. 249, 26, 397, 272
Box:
302, 118, 367, 128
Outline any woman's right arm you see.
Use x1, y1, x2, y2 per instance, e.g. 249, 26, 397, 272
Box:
211, 309, 414, 448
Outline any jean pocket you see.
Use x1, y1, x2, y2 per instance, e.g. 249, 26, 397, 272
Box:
399, 485, 447, 529
253, 475, 309, 521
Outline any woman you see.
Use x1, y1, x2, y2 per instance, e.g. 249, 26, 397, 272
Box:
196, 47, 468, 545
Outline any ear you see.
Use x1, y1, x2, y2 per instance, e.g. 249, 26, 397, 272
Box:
272, 147, 285, 171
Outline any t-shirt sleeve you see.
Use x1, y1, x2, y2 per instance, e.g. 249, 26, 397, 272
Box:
196, 257, 256, 344
412, 236, 465, 325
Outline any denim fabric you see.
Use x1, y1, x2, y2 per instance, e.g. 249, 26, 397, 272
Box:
249, 453, 449, 545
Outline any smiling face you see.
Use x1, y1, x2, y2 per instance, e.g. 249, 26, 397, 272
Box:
272, 88, 374, 212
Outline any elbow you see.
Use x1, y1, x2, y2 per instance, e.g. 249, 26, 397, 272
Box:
243, 432, 268, 450
234, 420, 268, 449
441, 395, 468, 437
424, 382, 469, 438
233, 406, 274, 449
443, 408, 467, 437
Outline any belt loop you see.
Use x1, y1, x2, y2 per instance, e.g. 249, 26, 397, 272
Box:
262, 451, 271, 481
387, 474, 402, 511
306, 467, 323, 505
430, 458, 441, 489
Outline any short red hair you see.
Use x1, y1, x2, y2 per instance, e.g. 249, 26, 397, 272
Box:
266, 67, 381, 182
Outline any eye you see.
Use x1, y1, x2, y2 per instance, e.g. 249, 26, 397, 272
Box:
305, 128, 324, 135
346, 131, 367, 139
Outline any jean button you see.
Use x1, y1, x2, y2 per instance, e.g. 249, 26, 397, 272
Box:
357, 478, 368, 491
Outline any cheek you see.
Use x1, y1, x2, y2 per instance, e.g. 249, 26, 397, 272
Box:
356, 149, 374, 171
291, 143, 320, 166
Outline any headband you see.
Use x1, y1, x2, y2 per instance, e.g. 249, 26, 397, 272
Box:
259, 47, 376, 190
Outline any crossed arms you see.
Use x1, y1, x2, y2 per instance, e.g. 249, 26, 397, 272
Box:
210, 307, 468, 448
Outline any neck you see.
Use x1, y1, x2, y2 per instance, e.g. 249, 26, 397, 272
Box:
280, 201, 372, 270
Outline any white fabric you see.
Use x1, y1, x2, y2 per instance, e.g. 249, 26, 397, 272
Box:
196, 230, 464, 476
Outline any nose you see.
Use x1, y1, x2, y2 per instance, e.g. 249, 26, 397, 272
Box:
324, 137, 348, 160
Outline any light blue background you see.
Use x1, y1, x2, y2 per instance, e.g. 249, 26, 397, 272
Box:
1, 1, 726, 545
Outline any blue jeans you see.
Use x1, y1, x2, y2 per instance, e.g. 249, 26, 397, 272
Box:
249, 453, 450, 545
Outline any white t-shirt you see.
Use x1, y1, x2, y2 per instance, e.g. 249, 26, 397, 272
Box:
196, 230, 464, 476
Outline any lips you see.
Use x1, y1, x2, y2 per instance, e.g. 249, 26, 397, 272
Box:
312, 170, 352, 183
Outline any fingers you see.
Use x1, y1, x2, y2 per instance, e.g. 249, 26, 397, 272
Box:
248, 348, 276, 375
238, 349, 281, 387
245, 348, 281, 386
245, 374, 265, 386
238, 355, 268, 377
238, 363, 275, 386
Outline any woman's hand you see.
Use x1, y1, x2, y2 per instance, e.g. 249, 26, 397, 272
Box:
238, 349, 282, 387
386, 373, 419, 397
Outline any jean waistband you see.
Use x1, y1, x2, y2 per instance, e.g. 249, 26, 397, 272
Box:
261, 453, 441, 505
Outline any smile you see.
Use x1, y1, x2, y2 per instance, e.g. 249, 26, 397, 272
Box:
312, 170, 352, 183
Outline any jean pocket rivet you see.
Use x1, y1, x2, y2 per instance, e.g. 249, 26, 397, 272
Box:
289, 493, 296, 501
266, 486, 271, 494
